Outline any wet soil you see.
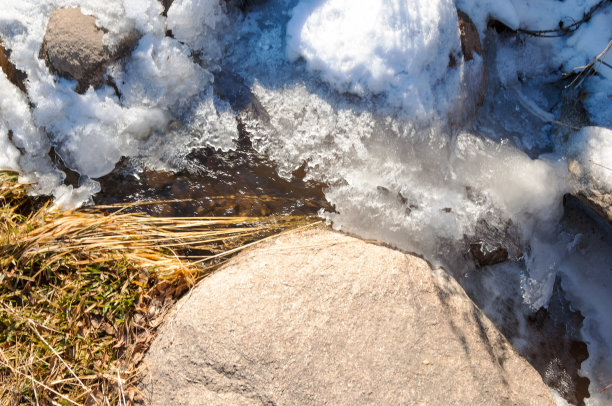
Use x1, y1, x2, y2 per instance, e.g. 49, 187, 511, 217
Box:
93, 135, 331, 218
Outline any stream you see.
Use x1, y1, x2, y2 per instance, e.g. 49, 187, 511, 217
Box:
1, 0, 611, 404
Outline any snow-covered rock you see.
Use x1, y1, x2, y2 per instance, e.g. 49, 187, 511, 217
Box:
568, 126, 612, 225
41, 7, 137, 93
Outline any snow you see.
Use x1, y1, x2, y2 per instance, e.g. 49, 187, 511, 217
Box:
0, 0, 237, 203
286, 0, 463, 115
0, 73, 34, 171
568, 126, 612, 192
166, 0, 234, 64
455, 0, 602, 32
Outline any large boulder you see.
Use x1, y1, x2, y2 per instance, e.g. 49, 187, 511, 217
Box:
40, 8, 136, 93
140, 228, 554, 405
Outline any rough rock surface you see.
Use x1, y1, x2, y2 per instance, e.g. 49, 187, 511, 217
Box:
568, 147, 612, 227
572, 187, 612, 227
141, 228, 554, 406
40, 8, 135, 93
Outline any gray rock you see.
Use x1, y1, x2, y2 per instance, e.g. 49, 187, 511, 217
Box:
141, 228, 554, 406
572, 187, 612, 227
40, 8, 136, 93
469, 241, 509, 267
567, 127, 612, 227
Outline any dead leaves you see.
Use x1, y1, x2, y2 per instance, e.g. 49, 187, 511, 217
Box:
0, 170, 318, 405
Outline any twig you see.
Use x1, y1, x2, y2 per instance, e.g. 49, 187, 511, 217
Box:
512, 87, 582, 130
116, 370, 126, 406
565, 39, 612, 88
590, 160, 612, 172
517, 0, 611, 37
31, 374, 40, 406
0, 350, 84, 406
601, 382, 612, 392
191, 220, 322, 265
27, 319, 89, 392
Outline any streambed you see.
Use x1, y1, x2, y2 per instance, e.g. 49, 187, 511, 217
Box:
1, 0, 611, 405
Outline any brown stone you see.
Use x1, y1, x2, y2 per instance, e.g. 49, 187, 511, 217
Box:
567, 139, 612, 227
458, 9, 487, 108
141, 228, 554, 406
40, 8, 137, 93
458, 9, 483, 62
161, 0, 174, 16
0, 40, 27, 93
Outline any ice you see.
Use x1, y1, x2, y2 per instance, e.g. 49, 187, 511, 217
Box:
114, 34, 212, 112
584, 75, 612, 128
462, 213, 612, 405
243, 82, 568, 266
286, 0, 462, 116
0, 125, 21, 171
0, 66, 65, 196
556, 227, 612, 406
166, 0, 234, 65
0, 74, 31, 171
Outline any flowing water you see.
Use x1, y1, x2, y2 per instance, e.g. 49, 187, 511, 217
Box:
1, 0, 611, 404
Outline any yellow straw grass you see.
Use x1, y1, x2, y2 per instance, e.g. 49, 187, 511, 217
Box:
0, 170, 320, 405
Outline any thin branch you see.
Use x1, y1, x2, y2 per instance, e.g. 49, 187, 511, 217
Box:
565, 39, 612, 88
116, 370, 126, 406
512, 87, 582, 130
590, 160, 612, 172
28, 320, 90, 392
0, 350, 84, 406
31, 374, 40, 406
517, 0, 610, 37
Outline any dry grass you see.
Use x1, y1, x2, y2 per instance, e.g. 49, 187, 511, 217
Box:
0, 170, 318, 405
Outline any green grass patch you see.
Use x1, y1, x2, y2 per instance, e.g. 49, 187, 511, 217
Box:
0, 170, 318, 405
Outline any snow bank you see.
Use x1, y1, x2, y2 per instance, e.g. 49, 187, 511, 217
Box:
286, 0, 463, 115
456, 0, 602, 32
